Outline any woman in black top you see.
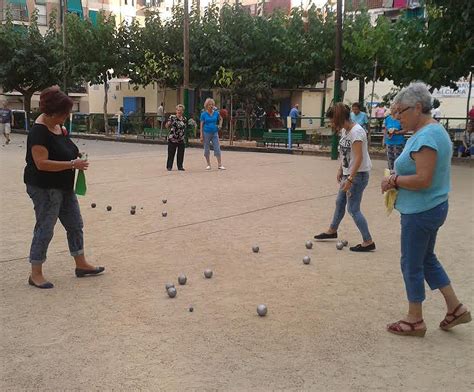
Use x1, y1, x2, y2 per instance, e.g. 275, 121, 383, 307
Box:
24, 87, 104, 289
166, 104, 187, 171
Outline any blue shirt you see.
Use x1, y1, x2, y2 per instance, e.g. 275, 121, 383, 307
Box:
289, 108, 299, 123
350, 111, 368, 129
384, 115, 404, 145
200, 110, 219, 133
395, 123, 452, 214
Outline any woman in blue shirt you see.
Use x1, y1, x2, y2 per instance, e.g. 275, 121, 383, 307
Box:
200, 98, 225, 170
381, 82, 471, 337
383, 112, 406, 170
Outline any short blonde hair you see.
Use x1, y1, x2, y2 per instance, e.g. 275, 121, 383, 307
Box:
176, 104, 185, 110
204, 98, 215, 108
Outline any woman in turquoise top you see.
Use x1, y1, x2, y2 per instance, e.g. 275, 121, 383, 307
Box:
200, 98, 225, 170
381, 82, 471, 337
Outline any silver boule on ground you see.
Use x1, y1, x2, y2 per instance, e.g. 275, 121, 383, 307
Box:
305, 241, 313, 249
178, 274, 187, 285
257, 304, 268, 317
204, 269, 213, 279
252, 245, 259, 253
167, 287, 177, 298
336, 241, 344, 250
303, 255, 311, 265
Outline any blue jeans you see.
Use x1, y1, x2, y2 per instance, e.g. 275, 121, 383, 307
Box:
203, 132, 221, 159
330, 171, 372, 242
26, 184, 84, 264
400, 200, 450, 303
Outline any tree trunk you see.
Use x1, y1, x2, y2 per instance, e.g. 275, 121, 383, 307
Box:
230, 94, 233, 145
161, 86, 167, 133
103, 80, 109, 134
23, 90, 34, 131
358, 77, 365, 105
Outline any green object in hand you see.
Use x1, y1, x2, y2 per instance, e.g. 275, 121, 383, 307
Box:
75, 170, 87, 196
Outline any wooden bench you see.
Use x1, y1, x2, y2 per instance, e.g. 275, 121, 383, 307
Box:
263, 132, 304, 147
143, 127, 167, 139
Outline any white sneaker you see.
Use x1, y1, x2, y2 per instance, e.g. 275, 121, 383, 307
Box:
206, 165, 211, 170
218, 166, 226, 170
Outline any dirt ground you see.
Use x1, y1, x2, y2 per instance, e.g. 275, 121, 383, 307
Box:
1, 133, 473, 391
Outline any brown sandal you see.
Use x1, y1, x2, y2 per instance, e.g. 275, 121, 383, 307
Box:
439, 303, 472, 330
387, 319, 426, 337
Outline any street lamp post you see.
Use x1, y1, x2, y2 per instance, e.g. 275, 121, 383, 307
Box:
331, 0, 343, 160
183, 0, 190, 119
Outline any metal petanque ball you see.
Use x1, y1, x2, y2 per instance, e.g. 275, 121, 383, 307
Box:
342, 240, 349, 247
131, 205, 136, 210
189, 306, 194, 312
257, 304, 268, 317
167, 287, 177, 298
178, 274, 187, 285
165, 283, 175, 291
162, 199, 167, 204
91, 203, 96, 208
303, 255, 311, 265
162, 211, 167, 217
106, 206, 112, 211
336, 241, 344, 250
130, 209, 136, 215
252, 245, 260, 253
204, 269, 213, 279
305, 241, 313, 250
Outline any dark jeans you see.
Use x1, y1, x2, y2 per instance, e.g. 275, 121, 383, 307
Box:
26, 184, 84, 264
400, 201, 450, 303
167, 141, 185, 169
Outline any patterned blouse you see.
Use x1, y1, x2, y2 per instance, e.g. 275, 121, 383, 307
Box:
167, 115, 187, 143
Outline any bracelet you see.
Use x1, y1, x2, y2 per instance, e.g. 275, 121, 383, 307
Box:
346, 175, 353, 183
71, 160, 75, 169
394, 175, 399, 189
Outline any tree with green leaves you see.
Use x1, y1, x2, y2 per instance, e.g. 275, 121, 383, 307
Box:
342, 9, 392, 105
128, 10, 180, 126
0, 9, 62, 127
66, 12, 129, 133
384, 0, 473, 90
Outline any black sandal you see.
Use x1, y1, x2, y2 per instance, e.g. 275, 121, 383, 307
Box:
314, 232, 338, 240
349, 243, 376, 252
75, 267, 105, 278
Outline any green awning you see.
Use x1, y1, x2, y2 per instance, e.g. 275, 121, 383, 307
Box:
88, 10, 98, 26
68, 0, 84, 19
7, 0, 27, 5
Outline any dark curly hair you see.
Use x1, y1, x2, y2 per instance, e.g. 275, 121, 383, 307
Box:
39, 86, 73, 116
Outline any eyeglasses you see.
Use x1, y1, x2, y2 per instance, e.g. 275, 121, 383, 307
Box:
393, 106, 412, 117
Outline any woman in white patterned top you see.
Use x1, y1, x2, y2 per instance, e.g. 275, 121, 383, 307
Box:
166, 104, 187, 171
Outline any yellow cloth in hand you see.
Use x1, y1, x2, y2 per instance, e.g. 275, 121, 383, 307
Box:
383, 169, 397, 216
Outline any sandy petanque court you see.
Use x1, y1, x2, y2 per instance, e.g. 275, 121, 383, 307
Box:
1, 133, 473, 391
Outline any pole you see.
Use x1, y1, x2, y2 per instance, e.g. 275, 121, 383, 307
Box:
368, 58, 377, 145
466, 69, 473, 129
183, 0, 190, 118
331, 0, 343, 160
62, 0, 67, 92
321, 75, 327, 126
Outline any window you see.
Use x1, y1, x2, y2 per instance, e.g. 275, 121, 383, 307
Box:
4, 1, 29, 22
36, 4, 47, 25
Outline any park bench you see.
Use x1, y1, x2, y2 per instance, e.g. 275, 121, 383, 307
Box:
263, 131, 304, 147
143, 127, 167, 140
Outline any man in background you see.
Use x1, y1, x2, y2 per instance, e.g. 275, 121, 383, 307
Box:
0, 102, 12, 145
350, 102, 369, 133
